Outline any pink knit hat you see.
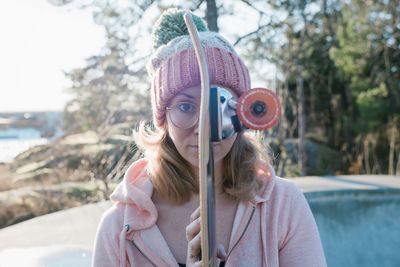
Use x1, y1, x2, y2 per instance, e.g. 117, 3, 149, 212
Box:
147, 9, 251, 127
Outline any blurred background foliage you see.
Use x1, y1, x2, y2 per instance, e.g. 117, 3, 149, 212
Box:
47, 0, 399, 177
2, 0, 399, 227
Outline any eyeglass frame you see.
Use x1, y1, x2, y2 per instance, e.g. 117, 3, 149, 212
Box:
165, 86, 239, 140
166, 101, 200, 130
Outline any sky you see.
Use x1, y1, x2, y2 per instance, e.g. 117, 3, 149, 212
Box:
0, 0, 105, 112
0, 0, 276, 113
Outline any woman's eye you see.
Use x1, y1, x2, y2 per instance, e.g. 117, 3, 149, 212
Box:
178, 103, 195, 113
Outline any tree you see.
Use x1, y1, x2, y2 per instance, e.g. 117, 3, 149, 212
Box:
50, 0, 399, 176
330, 0, 400, 174
49, 0, 154, 133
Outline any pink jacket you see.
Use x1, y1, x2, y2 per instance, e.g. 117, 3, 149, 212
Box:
92, 159, 327, 267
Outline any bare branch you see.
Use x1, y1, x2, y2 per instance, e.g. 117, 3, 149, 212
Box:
190, 0, 204, 11
233, 24, 268, 46
240, 0, 268, 16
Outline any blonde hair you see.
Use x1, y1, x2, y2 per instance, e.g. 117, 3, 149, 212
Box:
134, 122, 270, 204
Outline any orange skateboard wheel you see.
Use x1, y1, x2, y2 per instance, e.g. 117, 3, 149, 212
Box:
237, 88, 281, 130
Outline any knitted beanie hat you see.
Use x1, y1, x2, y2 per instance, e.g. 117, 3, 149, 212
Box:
147, 8, 251, 127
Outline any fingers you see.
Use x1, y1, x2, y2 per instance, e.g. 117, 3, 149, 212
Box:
186, 232, 201, 266
190, 206, 200, 222
187, 206, 201, 241
187, 206, 202, 267
186, 216, 201, 241
187, 207, 228, 266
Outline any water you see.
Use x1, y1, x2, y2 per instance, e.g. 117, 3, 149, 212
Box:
0, 127, 49, 162
0, 138, 48, 163
0, 246, 91, 267
307, 190, 400, 267
0, 128, 41, 139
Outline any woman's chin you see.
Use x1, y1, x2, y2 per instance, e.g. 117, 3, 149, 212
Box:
188, 159, 199, 168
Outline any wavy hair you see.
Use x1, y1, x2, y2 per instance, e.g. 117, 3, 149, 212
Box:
134, 122, 270, 204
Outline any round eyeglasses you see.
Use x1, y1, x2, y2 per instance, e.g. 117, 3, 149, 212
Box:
166, 101, 199, 129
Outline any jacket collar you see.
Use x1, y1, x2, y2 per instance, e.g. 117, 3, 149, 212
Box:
112, 159, 276, 265
110, 158, 158, 231
251, 163, 276, 204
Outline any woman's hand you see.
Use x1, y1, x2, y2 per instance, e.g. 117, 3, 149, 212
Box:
185, 207, 227, 267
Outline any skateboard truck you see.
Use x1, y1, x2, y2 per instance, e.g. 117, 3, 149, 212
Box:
210, 87, 281, 141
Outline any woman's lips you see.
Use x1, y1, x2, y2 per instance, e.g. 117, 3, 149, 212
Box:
188, 143, 220, 149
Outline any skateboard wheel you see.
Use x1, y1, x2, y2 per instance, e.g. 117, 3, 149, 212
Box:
237, 88, 281, 130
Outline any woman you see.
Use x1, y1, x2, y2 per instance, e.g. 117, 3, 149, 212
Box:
92, 8, 327, 267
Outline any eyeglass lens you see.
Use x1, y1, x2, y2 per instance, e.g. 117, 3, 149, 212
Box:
168, 102, 199, 129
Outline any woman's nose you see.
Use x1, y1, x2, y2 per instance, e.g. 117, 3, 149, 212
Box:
193, 119, 200, 135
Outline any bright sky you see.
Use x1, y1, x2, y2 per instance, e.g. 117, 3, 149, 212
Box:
0, 1, 277, 113
0, 0, 105, 112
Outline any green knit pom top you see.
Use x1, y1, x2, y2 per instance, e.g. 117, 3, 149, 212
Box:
151, 8, 208, 50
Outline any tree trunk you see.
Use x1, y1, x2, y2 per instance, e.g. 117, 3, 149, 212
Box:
205, 0, 219, 32
296, 63, 306, 176
296, 19, 307, 176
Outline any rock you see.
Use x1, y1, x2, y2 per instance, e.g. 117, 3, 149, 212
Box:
270, 138, 341, 176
